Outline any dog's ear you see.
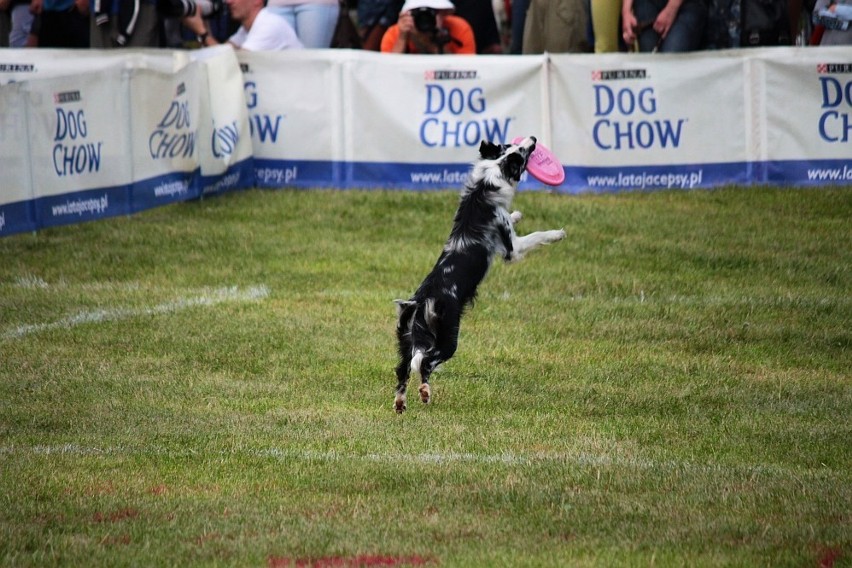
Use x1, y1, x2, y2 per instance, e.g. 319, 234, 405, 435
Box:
479, 140, 503, 160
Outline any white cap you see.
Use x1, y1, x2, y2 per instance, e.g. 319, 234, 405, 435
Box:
401, 0, 454, 12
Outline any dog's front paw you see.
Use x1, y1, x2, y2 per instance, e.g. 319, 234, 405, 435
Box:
510, 210, 523, 224
548, 229, 566, 243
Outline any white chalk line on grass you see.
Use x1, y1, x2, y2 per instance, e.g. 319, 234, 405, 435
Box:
2, 285, 270, 340
0, 444, 836, 480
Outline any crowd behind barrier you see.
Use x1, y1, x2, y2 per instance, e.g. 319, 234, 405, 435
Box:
0, 45, 850, 237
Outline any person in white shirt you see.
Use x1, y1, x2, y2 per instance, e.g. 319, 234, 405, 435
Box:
183, 0, 304, 50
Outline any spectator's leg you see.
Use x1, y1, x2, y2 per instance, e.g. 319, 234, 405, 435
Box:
659, 0, 707, 51
592, 0, 622, 51
297, 2, 340, 48
9, 4, 34, 47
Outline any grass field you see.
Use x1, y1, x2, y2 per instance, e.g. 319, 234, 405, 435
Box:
1, 186, 850, 567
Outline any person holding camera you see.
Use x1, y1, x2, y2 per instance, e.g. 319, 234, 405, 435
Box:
183, 0, 303, 49
813, 0, 852, 44
380, 0, 475, 53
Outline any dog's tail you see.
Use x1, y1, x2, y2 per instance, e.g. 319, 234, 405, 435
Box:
410, 349, 424, 376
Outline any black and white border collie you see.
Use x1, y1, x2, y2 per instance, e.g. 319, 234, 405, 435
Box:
393, 136, 566, 413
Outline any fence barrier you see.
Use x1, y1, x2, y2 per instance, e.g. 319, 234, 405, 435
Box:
1, 45, 850, 236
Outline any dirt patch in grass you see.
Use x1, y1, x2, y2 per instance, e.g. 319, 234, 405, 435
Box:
267, 555, 433, 567
92, 508, 139, 523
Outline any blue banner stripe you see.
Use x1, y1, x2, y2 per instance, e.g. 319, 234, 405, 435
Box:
2, 158, 849, 237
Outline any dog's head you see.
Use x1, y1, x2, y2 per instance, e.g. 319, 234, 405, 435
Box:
478, 136, 537, 184
468, 136, 537, 208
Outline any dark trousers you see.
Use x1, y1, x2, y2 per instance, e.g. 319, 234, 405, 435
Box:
89, 3, 160, 48
39, 8, 90, 47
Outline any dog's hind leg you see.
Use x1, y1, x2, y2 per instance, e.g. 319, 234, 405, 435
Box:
394, 356, 411, 413
410, 350, 431, 405
417, 314, 460, 405
509, 229, 566, 261
411, 299, 452, 405
394, 300, 417, 413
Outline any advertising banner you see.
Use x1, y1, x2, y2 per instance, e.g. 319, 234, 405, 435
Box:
191, 46, 254, 196
128, 66, 202, 212
0, 83, 36, 235
236, 50, 343, 189
756, 46, 852, 185
550, 51, 750, 193
24, 69, 133, 229
344, 51, 549, 190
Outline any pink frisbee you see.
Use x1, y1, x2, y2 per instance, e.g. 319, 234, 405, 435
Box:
513, 136, 565, 186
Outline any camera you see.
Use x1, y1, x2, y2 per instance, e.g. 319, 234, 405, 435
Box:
813, 9, 850, 30
411, 7, 438, 33
158, 0, 222, 17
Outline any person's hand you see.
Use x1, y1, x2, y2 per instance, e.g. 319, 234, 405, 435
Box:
622, 11, 638, 44
29, 0, 42, 15
182, 10, 205, 35
654, 4, 679, 38
397, 10, 415, 36
392, 10, 435, 52
74, 0, 89, 15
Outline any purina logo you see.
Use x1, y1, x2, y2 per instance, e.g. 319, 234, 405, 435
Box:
591, 69, 648, 81
54, 90, 81, 104
817, 63, 852, 74
0, 63, 35, 73
424, 70, 478, 81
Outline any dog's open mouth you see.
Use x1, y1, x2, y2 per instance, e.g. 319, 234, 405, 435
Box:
477, 136, 540, 184
516, 136, 537, 154
506, 136, 537, 182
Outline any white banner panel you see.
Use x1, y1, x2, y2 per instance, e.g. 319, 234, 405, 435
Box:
344, 52, 549, 189
236, 50, 343, 188
0, 48, 189, 85
550, 51, 750, 193
756, 46, 852, 185
190, 46, 254, 196
24, 69, 133, 229
128, 65, 202, 211
0, 83, 35, 235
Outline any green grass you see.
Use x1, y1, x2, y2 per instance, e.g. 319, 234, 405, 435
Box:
0, 187, 850, 567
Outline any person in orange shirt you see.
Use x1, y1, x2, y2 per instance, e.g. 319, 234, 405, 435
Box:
380, 0, 476, 53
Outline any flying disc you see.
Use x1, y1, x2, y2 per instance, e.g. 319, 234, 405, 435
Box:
513, 137, 565, 186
